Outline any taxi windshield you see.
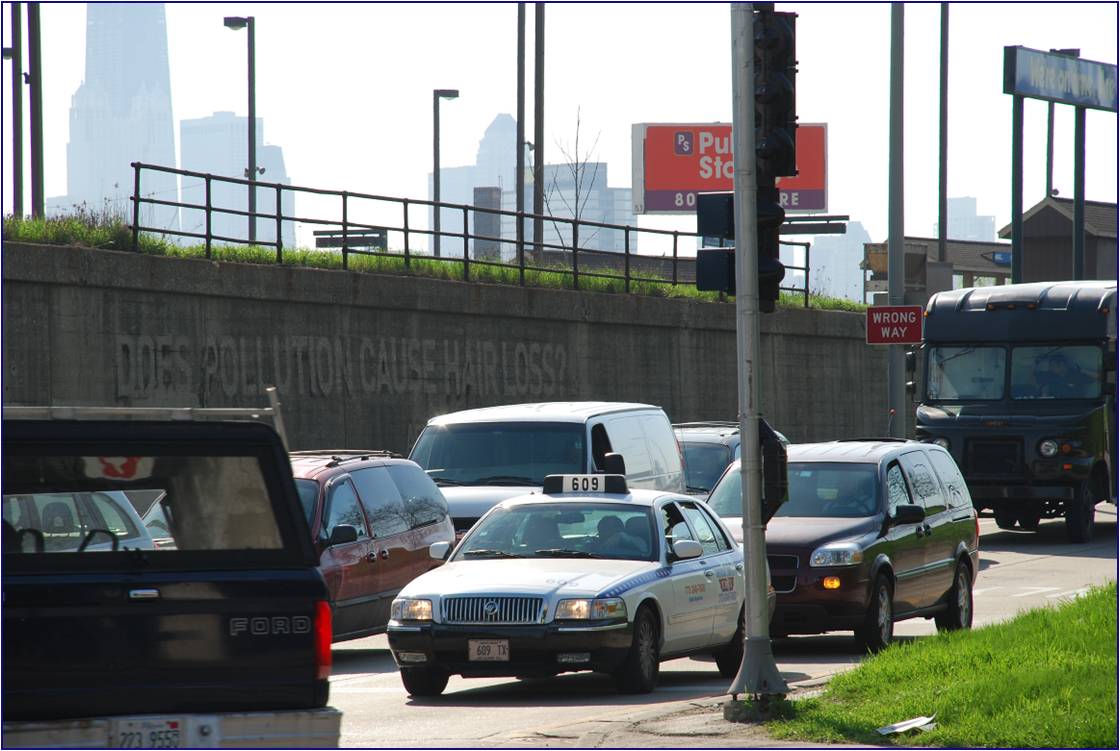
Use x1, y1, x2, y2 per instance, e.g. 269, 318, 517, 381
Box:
411, 422, 585, 486
454, 503, 657, 562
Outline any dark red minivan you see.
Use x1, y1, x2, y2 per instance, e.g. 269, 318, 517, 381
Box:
290, 451, 456, 642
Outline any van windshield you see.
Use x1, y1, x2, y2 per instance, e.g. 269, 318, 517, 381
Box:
410, 422, 586, 486
927, 346, 1006, 400
1010, 345, 1102, 400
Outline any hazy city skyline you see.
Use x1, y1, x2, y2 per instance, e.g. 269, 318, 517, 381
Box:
3, 2, 1117, 250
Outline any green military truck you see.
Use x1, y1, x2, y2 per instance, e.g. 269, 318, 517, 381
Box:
914, 281, 1116, 543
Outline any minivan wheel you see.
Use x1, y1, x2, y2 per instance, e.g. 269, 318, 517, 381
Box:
934, 559, 973, 631
615, 607, 659, 693
1065, 481, 1096, 544
399, 666, 449, 697
855, 574, 893, 653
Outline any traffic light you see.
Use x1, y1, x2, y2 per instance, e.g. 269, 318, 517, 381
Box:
754, 8, 797, 180
756, 185, 786, 312
694, 190, 785, 311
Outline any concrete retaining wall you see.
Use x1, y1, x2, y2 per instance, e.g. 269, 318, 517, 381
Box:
2, 243, 890, 453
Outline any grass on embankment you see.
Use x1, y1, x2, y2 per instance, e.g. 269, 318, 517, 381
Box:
2, 213, 867, 312
763, 582, 1117, 748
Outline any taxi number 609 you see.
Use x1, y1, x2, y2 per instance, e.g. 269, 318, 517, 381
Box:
569, 476, 600, 492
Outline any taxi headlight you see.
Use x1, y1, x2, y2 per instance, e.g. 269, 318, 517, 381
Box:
555, 598, 627, 620
809, 542, 864, 568
390, 598, 433, 621
1039, 439, 1059, 458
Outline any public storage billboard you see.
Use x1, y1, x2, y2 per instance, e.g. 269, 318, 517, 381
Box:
631, 122, 827, 215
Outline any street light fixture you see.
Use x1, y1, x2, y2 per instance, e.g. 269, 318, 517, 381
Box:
224, 15, 258, 245
433, 88, 459, 258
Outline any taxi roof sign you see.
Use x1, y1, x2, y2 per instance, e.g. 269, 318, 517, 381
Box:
543, 474, 628, 495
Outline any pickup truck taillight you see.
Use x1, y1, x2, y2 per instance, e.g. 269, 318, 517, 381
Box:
314, 600, 332, 680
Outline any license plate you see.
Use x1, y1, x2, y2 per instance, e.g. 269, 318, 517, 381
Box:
468, 639, 509, 661
111, 717, 184, 749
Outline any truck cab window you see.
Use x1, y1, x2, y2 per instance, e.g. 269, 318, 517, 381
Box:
927, 346, 1006, 400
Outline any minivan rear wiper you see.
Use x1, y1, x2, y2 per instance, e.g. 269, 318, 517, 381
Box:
470, 475, 537, 486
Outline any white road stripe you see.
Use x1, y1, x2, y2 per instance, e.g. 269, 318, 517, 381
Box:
1011, 586, 1060, 597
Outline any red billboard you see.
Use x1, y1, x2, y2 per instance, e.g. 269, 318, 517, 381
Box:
866, 306, 924, 345
632, 122, 827, 215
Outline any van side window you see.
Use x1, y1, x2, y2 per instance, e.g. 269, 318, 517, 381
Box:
322, 479, 369, 541
590, 424, 612, 471
898, 453, 946, 515
885, 463, 912, 516
927, 451, 972, 509
351, 467, 410, 538
386, 464, 449, 530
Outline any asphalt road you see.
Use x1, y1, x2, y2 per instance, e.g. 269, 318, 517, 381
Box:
330, 505, 1117, 747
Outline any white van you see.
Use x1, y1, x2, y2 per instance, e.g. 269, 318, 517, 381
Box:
408, 402, 686, 534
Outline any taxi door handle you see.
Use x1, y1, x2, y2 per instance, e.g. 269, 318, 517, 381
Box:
704, 570, 715, 578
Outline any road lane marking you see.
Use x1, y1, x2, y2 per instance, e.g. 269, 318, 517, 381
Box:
1046, 588, 1089, 600
1011, 586, 1060, 597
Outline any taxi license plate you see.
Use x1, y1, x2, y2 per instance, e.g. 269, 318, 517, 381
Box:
111, 717, 184, 749
468, 639, 509, 661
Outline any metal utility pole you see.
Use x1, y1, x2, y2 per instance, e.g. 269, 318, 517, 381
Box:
1072, 105, 1086, 280
532, 2, 544, 260
27, 1, 43, 218
887, 2, 906, 437
726, 2, 787, 704
247, 17, 256, 244
937, 3, 948, 264
1046, 49, 1081, 198
516, 3, 526, 265
4, 2, 24, 218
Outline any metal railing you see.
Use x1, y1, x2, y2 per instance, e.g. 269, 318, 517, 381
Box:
129, 162, 814, 305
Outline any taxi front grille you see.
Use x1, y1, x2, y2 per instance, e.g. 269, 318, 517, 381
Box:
441, 596, 544, 625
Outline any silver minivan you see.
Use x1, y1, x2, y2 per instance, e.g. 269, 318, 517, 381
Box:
409, 402, 686, 534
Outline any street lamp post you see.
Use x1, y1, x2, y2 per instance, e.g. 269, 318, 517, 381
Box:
433, 88, 459, 258
224, 16, 257, 245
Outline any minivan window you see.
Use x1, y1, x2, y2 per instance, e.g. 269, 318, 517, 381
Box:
385, 464, 448, 530
927, 451, 971, 509
410, 422, 585, 485
294, 479, 319, 527
885, 463, 912, 515
927, 346, 1006, 401
323, 479, 369, 540
899, 453, 946, 515
681, 442, 731, 494
351, 467, 410, 538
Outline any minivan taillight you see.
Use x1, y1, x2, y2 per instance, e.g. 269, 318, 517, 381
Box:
314, 600, 332, 680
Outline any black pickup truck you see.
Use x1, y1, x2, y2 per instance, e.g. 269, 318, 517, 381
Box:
2, 415, 342, 748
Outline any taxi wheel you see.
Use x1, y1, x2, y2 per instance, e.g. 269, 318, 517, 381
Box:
399, 666, 449, 697
714, 611, 744, 679
615, 607, 659, 694
854, 574, 893, 653
935, 559, 973, 632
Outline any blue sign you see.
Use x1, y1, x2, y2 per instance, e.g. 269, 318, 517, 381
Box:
1004, 46, 1118, 112
991, 251, 1012, 267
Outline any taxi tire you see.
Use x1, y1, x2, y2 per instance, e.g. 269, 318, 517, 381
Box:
615, 607, 659, 694
934, 558, 973, 632
854, 574, 893, 653
714, 611, 744, 679
399, 666, 449, 697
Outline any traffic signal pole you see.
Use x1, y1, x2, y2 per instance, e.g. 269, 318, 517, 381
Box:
887, 3, 906, 438
726, 2, 788, 704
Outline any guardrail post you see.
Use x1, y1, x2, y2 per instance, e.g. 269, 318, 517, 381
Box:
403, 198, 411, 269
204, 174, 212, 259
275, 183, 283, 262
672, 231, 679, 285
131, 162, 141, 252
624, 226, 631, 294
462, 205, 470, 280
341, 191, 349, 270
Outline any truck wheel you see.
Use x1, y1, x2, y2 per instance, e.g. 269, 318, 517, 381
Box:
615, 606, 659, 693
854, 574, 893, 653
714, 610, 744, 679
1066, 481, 1096, 544
994, 510, 1018, 531
934, 559, 973, 631
1016, 511, 1041, 532
399, 666, 449, 697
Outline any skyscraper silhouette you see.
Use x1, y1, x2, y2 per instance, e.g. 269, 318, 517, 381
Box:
49, 3, 179, 234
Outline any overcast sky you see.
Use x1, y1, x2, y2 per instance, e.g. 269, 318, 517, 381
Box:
3, 2, 1117, 245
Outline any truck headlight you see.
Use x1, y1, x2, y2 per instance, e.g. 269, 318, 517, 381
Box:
810, 542, 864, 567
1039, 439, 1059, 458
391, 598, 433, 621
555, 598, 627, 620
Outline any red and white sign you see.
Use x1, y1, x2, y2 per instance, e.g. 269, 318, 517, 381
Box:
631, 122, 828, 215
866, 306, 923, 345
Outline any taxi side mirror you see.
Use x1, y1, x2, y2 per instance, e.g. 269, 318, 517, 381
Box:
602, 452, 626, 476
429, 541, 452, 560
671, 539, 703, 560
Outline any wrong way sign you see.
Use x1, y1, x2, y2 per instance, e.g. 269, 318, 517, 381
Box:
866, 305, 923, 345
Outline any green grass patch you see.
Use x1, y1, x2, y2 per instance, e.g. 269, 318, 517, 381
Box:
765, 583, 1118, 747
2, 213, 866, 311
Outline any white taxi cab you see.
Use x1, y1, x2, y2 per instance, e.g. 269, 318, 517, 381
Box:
386, 474, 750, 696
